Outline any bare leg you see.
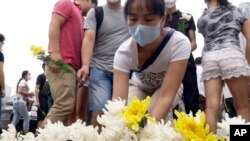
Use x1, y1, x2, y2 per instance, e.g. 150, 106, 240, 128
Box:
204, 77, 224, 133
76, 86, 88, 122
91, 111, 103, 127
226, 76, 250, 121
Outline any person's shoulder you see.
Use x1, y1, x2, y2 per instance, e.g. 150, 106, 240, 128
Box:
119, 37, 135, 51
56, 0, 72, 5
172, 30, 189, 41
38, 73, 45, 78
19, 79, 27, 86
170, 30, 191, 50
116, 37, 135, 57
54, 0, 73, 11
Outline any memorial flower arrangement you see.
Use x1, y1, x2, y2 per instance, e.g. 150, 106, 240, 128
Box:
1, 97, 248, 141
30, 45, 72, 74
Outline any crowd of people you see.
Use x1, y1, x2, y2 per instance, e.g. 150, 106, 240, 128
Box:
0, 0, 250, 135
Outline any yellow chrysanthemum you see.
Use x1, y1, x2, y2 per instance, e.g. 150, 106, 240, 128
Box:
122, 96, 151, 132
145, 114, 157, 124
174, 110, 217, 141
30, 45, 45, 56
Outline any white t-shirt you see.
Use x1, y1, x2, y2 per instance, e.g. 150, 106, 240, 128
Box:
114, 31, 191, 90
16, 79, 29, 101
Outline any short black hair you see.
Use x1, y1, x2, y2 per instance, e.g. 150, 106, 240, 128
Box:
124, 0, 165, 19
0, 33, 5, 43
91, 0, 98, 6
195, 57, 202, 65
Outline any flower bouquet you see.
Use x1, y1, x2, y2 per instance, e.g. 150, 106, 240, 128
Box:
30, 45, 72, 74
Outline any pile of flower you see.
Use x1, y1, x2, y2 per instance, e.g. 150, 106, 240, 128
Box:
1, 97, 249, 141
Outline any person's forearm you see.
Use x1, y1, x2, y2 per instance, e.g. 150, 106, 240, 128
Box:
112, 91, 128, 101
246, 41, 250, 66
191, 41, 197, 52
81, 39, 94, 67
150, 92, 175, 121
112, 70, 129, 101
49, 23, 61, 53
35, 87, 39, 102
188, 30, 197, 51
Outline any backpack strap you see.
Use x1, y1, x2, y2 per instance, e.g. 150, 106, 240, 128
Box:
137, 29, 175, 72
94, 6, 104, 33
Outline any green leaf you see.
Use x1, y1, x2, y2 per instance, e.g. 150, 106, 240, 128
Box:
177, 21, 189, 33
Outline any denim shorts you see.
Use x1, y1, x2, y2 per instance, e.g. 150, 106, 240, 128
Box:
202, 48, 250, 81
88, 67, 113, 112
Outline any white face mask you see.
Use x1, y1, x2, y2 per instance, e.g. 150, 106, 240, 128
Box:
107, 0, 119, 3
164, 0, 176, 8
128, 22, 161, 47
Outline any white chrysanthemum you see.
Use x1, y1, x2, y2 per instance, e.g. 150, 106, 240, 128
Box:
119, 128, 138, 141
180, 13, 191, 21
101, 121, 137, 141
36, 120, 69, 141
67, 120, 103, 141
0, 124, 17, 141
98, 98, 138, 141
139, 120, 184, 141
21, 132, 36, 141
104, 98, 126, 116
98, 114, 128, 141
218, 114, 250, 136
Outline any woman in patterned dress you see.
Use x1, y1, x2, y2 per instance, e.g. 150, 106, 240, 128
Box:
197, 0, 250, 132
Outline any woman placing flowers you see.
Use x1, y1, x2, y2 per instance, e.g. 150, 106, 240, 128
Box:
112, 0, 191, 121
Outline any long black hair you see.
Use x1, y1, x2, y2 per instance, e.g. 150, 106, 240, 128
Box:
16, 70, 29, 92
124, 0, 165, 20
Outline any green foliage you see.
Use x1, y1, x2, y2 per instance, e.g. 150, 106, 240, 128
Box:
177, 21, 189, 33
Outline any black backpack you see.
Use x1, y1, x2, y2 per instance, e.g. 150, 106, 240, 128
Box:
94, 6, 104, 34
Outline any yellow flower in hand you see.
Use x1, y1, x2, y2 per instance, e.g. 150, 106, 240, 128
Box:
122, 96, 151, 132
30, 45, 45, 56
174, 110, 217, 141
30, 45, 72, 74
